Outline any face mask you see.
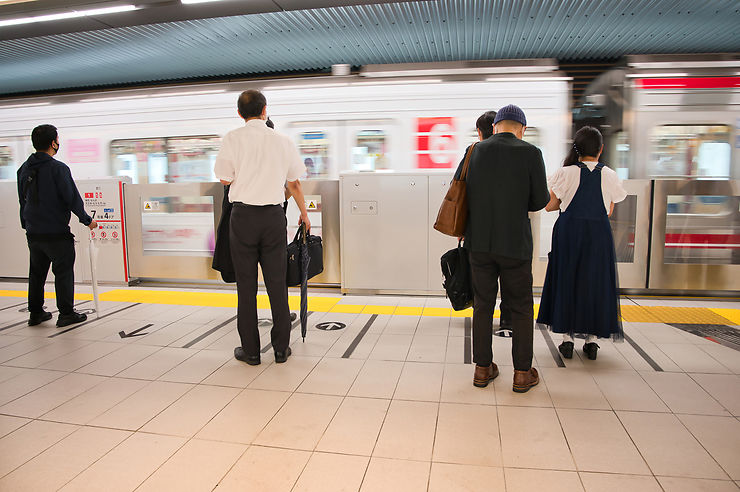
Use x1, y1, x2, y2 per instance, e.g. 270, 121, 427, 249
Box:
51, 141, 59, 154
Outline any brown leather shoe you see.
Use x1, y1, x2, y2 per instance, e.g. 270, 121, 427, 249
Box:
512, 367, 539, 393
473, 363, 499, 388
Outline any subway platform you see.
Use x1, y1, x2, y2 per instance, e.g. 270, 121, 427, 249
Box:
0, 281, 738, 492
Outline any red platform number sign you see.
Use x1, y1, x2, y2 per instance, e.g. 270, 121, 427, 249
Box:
416, 117, 457, 168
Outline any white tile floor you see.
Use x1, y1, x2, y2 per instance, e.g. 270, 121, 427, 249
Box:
0, 282, 739, 491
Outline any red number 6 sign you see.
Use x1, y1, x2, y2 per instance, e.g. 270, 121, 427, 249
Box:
416, 117, 457, 169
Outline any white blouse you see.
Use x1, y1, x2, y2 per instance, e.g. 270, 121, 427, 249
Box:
548, 160, 628, 213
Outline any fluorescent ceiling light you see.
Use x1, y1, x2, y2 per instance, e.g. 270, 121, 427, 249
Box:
626, 73, 689, 78
181, 0, 227, 4
485, 76, 572, 82
154, 89, 227, 97
267, 82, 350, 90
0, 5, 137, 27
630, 61, 740, 69
81, 94, 149, 102
351, 79, 442, 86
362, 66, 558, 78
0, 101, 50, 109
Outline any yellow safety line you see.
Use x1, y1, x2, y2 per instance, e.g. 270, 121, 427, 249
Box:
0, 289, 737, 324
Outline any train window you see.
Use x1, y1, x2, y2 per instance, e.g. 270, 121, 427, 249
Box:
664, 195, 740, 265
166, 136, 221, 183
649, 125, 731, 179
522, 127, 541, 148
613, 131, 630, 180
352, 130, 388, 171
0, 146, 13, 180
297, 131, 330, 178
111, 139, 166, 184
464, 129, 479, 147
140, 195, 215, 257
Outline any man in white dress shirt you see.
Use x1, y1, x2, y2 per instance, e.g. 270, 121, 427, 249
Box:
214, 90, 310, 365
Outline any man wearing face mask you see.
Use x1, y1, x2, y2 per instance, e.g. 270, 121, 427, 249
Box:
17, 124, 97, 328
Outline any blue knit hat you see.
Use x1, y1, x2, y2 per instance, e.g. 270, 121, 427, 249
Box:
493, 104, 527, 127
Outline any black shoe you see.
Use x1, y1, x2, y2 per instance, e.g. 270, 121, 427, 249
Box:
56, 311, 87, 327
583, 342, 599, 360
234, 347, 260, 366
290, 312, 297, 322
275, 346, 292, 363
28, 310, 52, 326
558, 341, 574, 359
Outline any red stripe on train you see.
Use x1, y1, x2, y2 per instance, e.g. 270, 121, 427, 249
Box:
637, 77, 740, 89
664, 233, 740, 249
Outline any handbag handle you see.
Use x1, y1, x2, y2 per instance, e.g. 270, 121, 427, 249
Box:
459, 142, 476, 182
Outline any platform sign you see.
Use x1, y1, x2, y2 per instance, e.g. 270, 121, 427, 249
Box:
76, 178, 130, 283
416, 117, 457, 169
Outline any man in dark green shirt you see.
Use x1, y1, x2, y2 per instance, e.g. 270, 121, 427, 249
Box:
459, 104, 549, 393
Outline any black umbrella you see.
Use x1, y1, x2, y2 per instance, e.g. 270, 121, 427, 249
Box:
299, 223, 310, 342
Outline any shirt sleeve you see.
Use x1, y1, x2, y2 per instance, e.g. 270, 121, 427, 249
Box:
17, 167, 26, 229
548, 168, 568, 200
57, 165, 92, 226
214, 134, 236, 182
605, 168, 628, 204
285, 137, 306, 182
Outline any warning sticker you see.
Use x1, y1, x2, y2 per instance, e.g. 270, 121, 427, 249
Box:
143, 201, 159, 211
304, 195, 321, 212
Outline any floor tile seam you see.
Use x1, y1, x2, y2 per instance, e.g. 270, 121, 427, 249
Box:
671, 412, 736, 481
685, 372, 740, 416
72, 345, 170, 378
29, 372, 120, 423
153, 349, 232, 385
694, 342, 740, 375
49, 426, 135, 492
613, 409, 731, 481
37, 341, 130, 373
0, 419, 81, 481
211, 442, 253, 492
1, 337, 96, 368
570, 406, 655, 478
0, 369, 78, 413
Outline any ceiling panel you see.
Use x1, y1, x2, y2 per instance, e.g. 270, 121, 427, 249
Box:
0, 0, 738, 96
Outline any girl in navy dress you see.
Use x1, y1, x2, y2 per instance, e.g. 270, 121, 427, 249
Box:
537, 126, 626, 360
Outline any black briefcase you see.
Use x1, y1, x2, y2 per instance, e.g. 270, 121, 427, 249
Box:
441, 240, 474, 311
286, 225, 324, 287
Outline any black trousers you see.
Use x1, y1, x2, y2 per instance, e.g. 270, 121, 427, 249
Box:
470, 251, 534, 371
27, 237, 76, 315
229, 203, 291, 355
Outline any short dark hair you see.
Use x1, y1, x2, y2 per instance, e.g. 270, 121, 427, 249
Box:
31, 124, 58, 151
475, 111, 497, 139
237, 90, 266, 119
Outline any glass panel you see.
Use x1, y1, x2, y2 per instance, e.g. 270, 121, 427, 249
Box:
166, 136, 221, 183
352, 130, 387, 171
0, 145, 13, 180
610, 195, 637, 263
464, 128, 479, 147
649, 125, 731, 179
613, 131, 630, 179
522, 127, 541, 149
664, 195, 740, 265
110, 139, 166, 184
297, 131, 330, 178
140, 196, 215, 257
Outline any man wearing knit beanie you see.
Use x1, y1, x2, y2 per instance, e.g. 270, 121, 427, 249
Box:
458, 103, 549, 393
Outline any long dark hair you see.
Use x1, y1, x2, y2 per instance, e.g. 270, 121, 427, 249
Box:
563, 126, 603, 167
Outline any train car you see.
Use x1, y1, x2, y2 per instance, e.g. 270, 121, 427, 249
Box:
574, 54, 740, 292
0, 59, 571, 285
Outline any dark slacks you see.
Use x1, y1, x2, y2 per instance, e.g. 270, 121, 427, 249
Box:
229, 203, 291, 355
470, 251, 534, 371
27, 238, 76, 315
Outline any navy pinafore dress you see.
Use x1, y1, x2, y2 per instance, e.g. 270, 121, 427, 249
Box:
537, 163, 623, 340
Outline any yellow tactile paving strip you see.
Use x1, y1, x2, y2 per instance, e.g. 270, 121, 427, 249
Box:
0, 289, 738, 325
